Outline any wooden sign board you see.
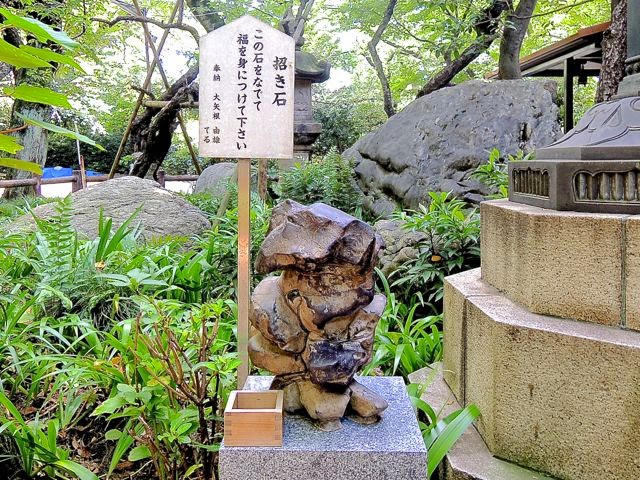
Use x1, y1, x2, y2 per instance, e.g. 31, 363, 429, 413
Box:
199, 15, 295, 159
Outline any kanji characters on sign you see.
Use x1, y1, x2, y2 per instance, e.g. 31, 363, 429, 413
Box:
199, 15, 295, 159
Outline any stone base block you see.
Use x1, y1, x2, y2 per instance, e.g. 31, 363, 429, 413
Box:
481, 199, 632, 328
444, 268, 640, 480
409, 365, 553, 480
219, 376, 426, 480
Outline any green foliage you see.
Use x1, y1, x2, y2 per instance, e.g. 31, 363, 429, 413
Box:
0, 197, 53, 227
47, 128, 129, 173
391, 192, 480, 313
0, 391, 98, 480
278, 150, 363, 216
0, 195, 253, 478
313, 82, 387, 155
90, 298, 238, 479
0, 6, 100, 175
407, 380, 480, 479
363, 271, 442, 380
471, 148, 509, 198
17, 114, 104, 151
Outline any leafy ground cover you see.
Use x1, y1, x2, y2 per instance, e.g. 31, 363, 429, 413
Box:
0, 166, 483, 479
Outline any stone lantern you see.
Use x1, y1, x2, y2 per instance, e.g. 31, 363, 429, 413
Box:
280, 8, 331, 166
293, 50, 330, 162
509, 1, 640, 213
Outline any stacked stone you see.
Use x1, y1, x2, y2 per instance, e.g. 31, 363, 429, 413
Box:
248, 200, 388, 431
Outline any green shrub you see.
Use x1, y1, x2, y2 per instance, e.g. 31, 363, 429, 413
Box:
391, 192, 480, 314
0, 197, 54, 227
277, 149, 363, 215
0, 197, 249, 479
408, 379, 480, 479
363, 271, 442, 380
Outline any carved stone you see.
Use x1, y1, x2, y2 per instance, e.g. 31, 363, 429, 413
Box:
248, 200, 388, 428
509, 97, 640, 213
510, 1, 640, 214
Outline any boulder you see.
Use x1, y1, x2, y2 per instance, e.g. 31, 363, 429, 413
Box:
194, 162, 237, 196
343, 80, 562, 217
374, 219, 428, 276
10, 177, 210, 240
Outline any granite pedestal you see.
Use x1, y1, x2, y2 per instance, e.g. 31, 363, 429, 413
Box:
441, 200, 640, 480
219, 376, 427, 480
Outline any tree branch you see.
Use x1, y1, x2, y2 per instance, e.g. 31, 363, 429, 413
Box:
512, 0, 595, 19
416, 0, 509, 98
185, 0, 225, 33
368, 0, 398, 117
381, 38, 423, 60
92, 15, 200, 42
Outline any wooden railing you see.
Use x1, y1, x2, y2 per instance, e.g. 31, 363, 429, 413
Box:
0, 169, 199, 196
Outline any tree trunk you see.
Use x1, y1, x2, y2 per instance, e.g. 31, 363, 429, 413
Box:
129, 66, 199, 178
596, 0, 627, 102
125, 3, 224, 178
1, 27, 52, 199
2, 102, 51, 199
416, 0, 509, 98
498, 0, 539, 79
367, 0, 398, 117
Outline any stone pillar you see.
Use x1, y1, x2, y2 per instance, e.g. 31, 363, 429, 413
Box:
283, 50, 330, 170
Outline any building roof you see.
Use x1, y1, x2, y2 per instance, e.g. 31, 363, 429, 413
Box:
487, 21, 610, 79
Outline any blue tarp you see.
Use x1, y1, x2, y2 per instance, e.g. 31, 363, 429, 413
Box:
43, 167, 102, 178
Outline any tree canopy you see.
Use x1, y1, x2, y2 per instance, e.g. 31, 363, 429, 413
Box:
0, 0, 616, 178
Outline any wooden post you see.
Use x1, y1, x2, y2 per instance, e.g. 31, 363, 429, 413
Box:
564, 58, 575, 132
237, 158, 251, 388
258, 159, 268, 200
157, 168, 166, 188
34, 175, 42, 196
198, 16, 295, 390
72, 170, 82, 193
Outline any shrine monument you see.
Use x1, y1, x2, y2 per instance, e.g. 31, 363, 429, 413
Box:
205, 15, 427, 480
429, 2, 640, 479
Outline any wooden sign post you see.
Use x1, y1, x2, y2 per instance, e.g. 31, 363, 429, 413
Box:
199, 16, 295, 388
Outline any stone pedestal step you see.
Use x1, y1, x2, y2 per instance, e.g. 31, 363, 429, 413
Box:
409, 365, 553, 480
219, 376, 427, 480
481, 199, 640, 330
443, 268, 640, 480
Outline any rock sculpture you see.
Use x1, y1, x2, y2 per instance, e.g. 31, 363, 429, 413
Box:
249, 200, 388, 430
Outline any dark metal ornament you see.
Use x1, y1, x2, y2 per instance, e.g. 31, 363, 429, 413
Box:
509, 0, 640, 213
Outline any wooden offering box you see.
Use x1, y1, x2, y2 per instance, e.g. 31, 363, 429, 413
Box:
224, 390, 283, 447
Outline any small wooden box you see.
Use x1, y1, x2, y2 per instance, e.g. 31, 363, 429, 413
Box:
224, 390, 283, 447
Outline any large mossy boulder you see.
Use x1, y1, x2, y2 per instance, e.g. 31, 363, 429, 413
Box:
194, 162, 237, 197
344, 80, 562, 217
11, 177, 210, 240
374, 219, 427, 276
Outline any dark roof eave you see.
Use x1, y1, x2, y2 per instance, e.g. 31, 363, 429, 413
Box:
486, 21, 610, 79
